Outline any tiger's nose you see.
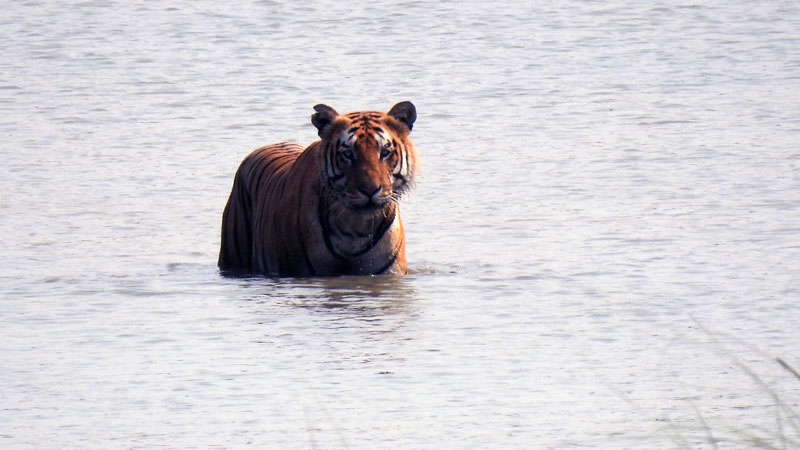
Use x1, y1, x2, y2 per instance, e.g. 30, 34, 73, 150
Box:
358, 184, 382, 199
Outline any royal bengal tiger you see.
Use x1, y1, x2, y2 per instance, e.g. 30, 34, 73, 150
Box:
218, 101, 418, 277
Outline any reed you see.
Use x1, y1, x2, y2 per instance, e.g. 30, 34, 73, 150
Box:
611, 320, 800, 449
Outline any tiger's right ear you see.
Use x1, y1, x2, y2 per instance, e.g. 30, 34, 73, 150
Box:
311, 104, 339, 137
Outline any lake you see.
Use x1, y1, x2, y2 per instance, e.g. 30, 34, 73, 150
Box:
1, 1, 799, 448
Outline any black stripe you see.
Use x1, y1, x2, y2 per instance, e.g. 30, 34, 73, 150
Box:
276, 237, 290, 276
326, 143, 340, 179
271, 154, 295, 174
296, 208, 317, 277
318, 197, 347, 262
371, 209, 396, 246
375, 248, 400, 275
252, 151, 293, 196
352, 208, 396, 257
235, 179, 252, 268
260, 228, 270, 275
396, 144, 404, 175
298, 236, 316, 276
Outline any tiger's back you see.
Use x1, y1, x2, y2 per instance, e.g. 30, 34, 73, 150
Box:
218, 101, 418, 277
218, 142, 310, 274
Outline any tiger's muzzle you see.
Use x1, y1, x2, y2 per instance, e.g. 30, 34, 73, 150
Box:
349, 183, 391, 210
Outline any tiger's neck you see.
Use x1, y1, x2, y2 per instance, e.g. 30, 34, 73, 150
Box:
318, 196, 398, 261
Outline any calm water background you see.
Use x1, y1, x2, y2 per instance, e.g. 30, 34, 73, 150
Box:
2, 1, 799, 448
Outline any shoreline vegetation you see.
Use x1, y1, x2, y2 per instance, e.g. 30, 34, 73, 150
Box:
612, 321, 800, 449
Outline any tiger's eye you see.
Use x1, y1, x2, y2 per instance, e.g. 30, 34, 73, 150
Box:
340, 146, 354, 160
380, 144, 392, 159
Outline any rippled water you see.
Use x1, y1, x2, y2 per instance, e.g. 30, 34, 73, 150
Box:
2, 1, 800, 448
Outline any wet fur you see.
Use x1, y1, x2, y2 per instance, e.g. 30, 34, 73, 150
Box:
218, 102, 417, 277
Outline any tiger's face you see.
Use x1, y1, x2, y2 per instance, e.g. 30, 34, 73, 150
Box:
312, 102, 417, 212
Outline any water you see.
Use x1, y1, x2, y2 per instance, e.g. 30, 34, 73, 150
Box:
2, 1, 799, 448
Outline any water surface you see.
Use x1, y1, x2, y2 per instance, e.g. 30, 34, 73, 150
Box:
2, 1, 799, 448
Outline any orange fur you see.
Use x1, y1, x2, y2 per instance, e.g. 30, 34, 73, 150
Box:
218, 102, 417, 277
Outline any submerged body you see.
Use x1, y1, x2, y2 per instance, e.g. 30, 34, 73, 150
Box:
218, 102, 418, 277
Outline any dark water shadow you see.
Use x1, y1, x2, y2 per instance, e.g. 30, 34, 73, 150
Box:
230, 273, 420, 324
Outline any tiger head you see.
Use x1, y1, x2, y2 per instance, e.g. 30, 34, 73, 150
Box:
312, 101, 417, 212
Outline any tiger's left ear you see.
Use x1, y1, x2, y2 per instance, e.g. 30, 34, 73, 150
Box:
311, 104, 339, 137
387, 101, 416, 132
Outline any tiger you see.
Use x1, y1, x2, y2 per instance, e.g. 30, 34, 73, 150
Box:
218, 101, 418, 277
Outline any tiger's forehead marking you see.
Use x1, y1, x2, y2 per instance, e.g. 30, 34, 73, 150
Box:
344, 111, 383, 123
340, 112, 391, 147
